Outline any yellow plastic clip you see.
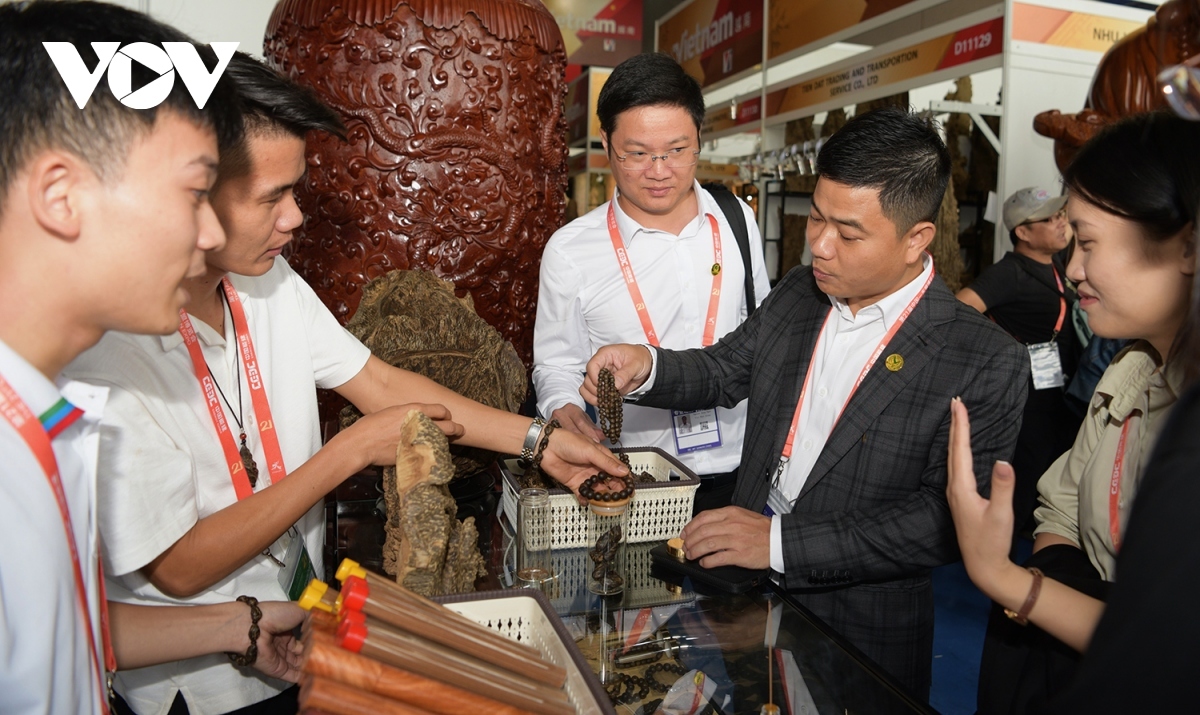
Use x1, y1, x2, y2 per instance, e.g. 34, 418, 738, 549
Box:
298, 579, 332, 612
336, 558, 367, 583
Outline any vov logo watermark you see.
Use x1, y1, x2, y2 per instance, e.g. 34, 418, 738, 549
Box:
44, 41, 239, 109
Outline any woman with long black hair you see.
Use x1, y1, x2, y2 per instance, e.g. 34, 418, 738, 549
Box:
948, 110, 1200, 712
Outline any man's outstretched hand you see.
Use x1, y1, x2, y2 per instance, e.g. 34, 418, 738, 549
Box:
581, 344, 654, 404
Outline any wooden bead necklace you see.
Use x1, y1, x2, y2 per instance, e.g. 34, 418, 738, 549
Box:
596, 367, 631, 469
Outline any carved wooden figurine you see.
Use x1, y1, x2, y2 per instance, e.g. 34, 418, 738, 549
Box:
1035, 0, 1200, 170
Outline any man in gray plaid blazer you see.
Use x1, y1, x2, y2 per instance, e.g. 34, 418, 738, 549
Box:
584, 107, 1029, 699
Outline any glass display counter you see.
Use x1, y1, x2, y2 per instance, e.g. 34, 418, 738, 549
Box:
492, 526, 933, 714
326, 469, 936, 714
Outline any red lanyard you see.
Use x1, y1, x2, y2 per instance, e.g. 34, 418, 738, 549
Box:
1051, 265, 1066, 338
778, 266, 937, 466
775, 649, 794, 713
179, 278, 287, 500
1108, 418, 1133, 552
0, 374, 115, 713
622, 607, 654, 650
606, 202, 724, 347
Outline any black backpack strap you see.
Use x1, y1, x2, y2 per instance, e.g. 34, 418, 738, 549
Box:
701, 183, 756, 318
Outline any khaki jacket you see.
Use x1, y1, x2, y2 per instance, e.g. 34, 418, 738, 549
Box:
1034, 342, 1185, 581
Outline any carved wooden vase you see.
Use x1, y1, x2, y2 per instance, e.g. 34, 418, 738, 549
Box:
264, 0, 568, 368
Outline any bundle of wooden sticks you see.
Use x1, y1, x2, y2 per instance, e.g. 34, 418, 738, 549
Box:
295, 559, 576, 715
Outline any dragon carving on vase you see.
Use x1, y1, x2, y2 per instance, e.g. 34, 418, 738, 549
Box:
264, 0, 569, 369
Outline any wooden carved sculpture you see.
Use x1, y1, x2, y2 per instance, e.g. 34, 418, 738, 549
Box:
383, 409, 486, 596
1035, 0, 1200, 171
264, 0, 569, 368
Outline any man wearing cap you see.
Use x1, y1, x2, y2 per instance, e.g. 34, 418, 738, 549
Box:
957, 187, 1083, 531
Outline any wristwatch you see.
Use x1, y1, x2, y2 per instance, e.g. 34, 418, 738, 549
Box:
520, 417, 547, 462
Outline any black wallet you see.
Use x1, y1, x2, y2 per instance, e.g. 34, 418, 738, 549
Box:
649, 543, 769, 595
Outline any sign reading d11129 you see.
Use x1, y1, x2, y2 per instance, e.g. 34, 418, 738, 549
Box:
765, 17, 1003, 119
657, 0, 763, 89
44, 41, 239, 109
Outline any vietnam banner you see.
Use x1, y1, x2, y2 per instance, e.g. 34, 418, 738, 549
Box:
1012, 2, 1143, 53
766, 16, 1003, 119
546, 0, 642, 73
769, 0, 927, 61
657, 0, 763, 88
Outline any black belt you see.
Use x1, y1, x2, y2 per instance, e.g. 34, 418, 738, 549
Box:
697, 468, 738, 492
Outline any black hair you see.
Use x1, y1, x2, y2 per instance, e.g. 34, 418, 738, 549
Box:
597, 53, 704, 138
0, 0, 242, 213
1065, 110, 1200, 371
815, 106, 951, 234
1063, 111, 1200, 247
216, 52, 345, 182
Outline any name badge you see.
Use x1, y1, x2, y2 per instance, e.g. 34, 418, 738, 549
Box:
1028, 341, 1065, 390
763, 485, 792, 518
275, 527, 316, 601
672, 408, 722, 453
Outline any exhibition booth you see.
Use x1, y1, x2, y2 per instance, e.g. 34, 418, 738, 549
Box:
5, 0, 1185, 713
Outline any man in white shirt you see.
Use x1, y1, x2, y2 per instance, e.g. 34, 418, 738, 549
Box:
534, 53, 770, 513
584, 107, 1028, 698
66, 53, 626, 715
0, 4, 323, 714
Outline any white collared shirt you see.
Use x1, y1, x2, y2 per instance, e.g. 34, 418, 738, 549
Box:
0, 338, 109, 715
533, 181, 771, 475
768, 256, 934, 572
65, 257, 370, 714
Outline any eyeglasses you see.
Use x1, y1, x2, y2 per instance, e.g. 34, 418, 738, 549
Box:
611, 146, 701, 172
1158, 56, 1200, 120
1023, 209, 1067, 226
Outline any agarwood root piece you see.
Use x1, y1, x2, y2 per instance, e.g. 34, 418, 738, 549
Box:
383, 410, 485, 596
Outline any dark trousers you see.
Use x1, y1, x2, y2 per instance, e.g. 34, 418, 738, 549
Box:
691, 468, 738, 515
114, 686, 299, 715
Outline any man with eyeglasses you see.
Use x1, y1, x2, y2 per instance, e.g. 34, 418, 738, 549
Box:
957, 187, 1083, 534
533, 53, 770, 514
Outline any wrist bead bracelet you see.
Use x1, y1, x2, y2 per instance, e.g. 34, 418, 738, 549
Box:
578, 473, 633, 502
226, 595, 261, 667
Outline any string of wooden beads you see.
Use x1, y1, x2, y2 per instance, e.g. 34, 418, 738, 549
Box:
596, 368, 631, 469
596, 368, 623, 442
604, 673, 650, 704
578, 473, 633, 502
645, 662, 689, 693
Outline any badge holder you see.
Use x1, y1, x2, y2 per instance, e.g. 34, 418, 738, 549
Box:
276, 527, 316, 601
1028, 341, 1065, 390
671, 408, 722, 454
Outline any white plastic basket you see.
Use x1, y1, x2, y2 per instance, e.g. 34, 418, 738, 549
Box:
500, 447, 700, 549
434, 589, 615, 715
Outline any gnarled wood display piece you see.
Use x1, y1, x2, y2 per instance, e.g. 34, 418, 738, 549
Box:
264, 0, 568, 368
1034, 0, 1200, 170
384, 410, 485, 596
932, 177, 963, 292
339, 269, 525, 478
